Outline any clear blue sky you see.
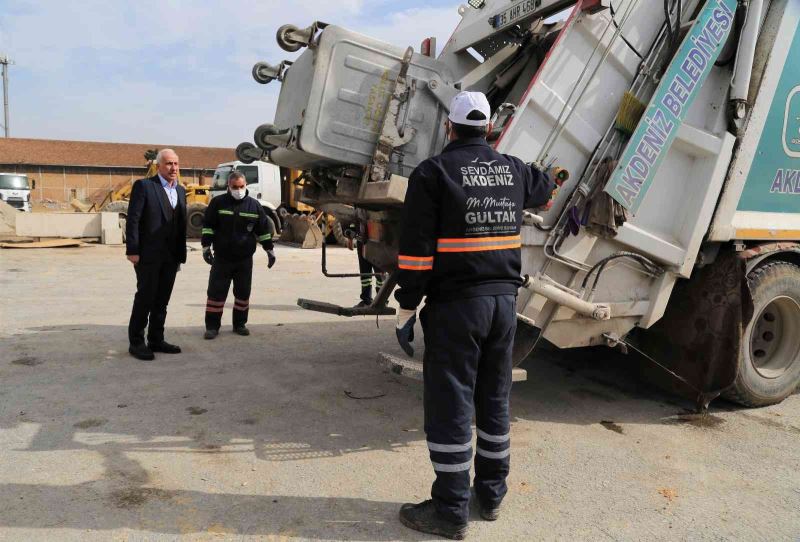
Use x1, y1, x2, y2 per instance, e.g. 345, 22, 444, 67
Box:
0, 0, 462, 147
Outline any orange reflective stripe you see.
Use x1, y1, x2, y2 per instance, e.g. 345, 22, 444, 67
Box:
398, 254, 434, 271
437, 235, 521, 253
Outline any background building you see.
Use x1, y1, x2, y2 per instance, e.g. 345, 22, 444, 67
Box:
0, 138, 234, 204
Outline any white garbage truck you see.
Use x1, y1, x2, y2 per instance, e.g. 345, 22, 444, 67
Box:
236, 0, 800, 407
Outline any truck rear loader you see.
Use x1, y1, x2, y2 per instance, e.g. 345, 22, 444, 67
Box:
237, 0, 800, 408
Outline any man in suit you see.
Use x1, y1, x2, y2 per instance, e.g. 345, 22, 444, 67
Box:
126, 148, 187, 360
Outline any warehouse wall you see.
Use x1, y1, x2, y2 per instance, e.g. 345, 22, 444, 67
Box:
0, 165, 208, 203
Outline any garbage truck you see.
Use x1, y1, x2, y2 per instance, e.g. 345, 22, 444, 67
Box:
236, 0, 800, 407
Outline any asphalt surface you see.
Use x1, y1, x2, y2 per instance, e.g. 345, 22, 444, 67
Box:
1, 243, 798, 541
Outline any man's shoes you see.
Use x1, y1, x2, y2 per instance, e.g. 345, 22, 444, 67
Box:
399, 500, 468, 540
129, 343, 155, 361
354, 299, 372, 308
233, 325, 250, 336
147, 340, 181, 354
204, 329, 219, 340
478, 502, 501, 521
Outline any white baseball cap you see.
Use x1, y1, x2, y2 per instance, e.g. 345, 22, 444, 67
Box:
448, 91, 491, 127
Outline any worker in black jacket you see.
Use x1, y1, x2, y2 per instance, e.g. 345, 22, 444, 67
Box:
201, 170, 276, 339
395, 91, 554, 540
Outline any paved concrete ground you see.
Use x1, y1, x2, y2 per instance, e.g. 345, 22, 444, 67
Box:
1, 244, 798, 541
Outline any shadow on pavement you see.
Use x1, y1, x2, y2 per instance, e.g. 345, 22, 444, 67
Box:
0, 320, 711, 537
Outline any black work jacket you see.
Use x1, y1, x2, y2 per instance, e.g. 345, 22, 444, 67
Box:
394, 137, 554, 309
201, 191, 274, 262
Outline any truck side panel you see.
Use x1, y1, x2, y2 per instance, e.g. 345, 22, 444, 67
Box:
709, 0, 800, 240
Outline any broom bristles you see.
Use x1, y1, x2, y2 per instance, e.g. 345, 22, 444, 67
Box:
615, 91, 646, 136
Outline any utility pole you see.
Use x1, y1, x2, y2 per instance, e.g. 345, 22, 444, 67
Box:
0, 54, 13, 138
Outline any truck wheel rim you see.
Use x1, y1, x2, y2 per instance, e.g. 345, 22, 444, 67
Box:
749, 296, 800, 379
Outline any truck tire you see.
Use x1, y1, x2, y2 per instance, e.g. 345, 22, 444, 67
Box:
262, 206, 282, 235
101, 200, 129, 242
266, 216, 277, 243
725, 261, 800, 407
186, 203, 207, 239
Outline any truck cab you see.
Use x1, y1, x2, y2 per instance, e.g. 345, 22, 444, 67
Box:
210, 161, 281, 208
0, 173, 32, 212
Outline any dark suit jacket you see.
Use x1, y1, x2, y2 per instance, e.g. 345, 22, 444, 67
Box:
125, 175, 187, 264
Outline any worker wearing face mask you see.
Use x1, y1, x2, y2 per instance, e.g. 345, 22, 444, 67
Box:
200, 170, 276, 339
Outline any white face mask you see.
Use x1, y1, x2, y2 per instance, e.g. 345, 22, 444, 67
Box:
230, 187, 246, 200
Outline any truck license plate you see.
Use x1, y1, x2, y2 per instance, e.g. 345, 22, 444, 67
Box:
492, 0, 542, 29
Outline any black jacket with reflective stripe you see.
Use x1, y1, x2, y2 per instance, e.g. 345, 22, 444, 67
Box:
394, 137, 554, 309
201, 191, 274, 262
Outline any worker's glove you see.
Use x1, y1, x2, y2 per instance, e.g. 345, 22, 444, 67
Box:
202, 247, 214, 266
395, 307, 417, 357
267, 249, 276, 269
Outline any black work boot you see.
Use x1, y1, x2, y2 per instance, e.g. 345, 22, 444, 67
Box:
129, 342, 155, 361
399, 500, 468, 540
204, 329, 218, 340
354, 299, 372, 308
148, 340, 181, 354
478, 502, 501, 521
233, 325, 250, 336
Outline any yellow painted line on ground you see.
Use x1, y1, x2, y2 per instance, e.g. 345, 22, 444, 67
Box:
735, 229, 800, 240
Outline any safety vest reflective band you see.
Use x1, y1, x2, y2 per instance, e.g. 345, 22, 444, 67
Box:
218, 209, 234, 215
240, 212, 260, 218
257, 233, 272, 242
437, 235, 521, 253
201, 228, 214, 235
398, 255, 434, 271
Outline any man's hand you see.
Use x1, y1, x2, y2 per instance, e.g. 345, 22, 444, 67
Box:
202, 247, 214, 265
127, 254, 139, 266
267, 249, 276, 269
395, 308, 417, 357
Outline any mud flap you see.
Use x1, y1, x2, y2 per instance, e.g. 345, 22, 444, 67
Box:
627, 250, 754, 408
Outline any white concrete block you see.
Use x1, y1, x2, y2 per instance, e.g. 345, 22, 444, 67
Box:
100, 212, 123, 245
15, 212, 102, 238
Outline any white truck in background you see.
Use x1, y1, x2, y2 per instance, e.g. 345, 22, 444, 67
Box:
236, 0, 800, 408
0, 173, 32, 212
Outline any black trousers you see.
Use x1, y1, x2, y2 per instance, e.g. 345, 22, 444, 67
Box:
420, 295, 516, 524
357, 240, 384, 303
128, 258, 179, 345
205, 256, 253, 330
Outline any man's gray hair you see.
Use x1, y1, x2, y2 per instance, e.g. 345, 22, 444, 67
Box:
228, 170, 246, 183
156, 148, 178, 165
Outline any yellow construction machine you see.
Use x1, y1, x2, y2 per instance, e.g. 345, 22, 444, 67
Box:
277, 167, 349, 248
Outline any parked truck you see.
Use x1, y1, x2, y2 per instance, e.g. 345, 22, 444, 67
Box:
0, 173, 32, 212
236, 0, 800, 407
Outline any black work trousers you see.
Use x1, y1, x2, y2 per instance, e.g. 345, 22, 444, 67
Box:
205, 256, 253, 330
128, 258, 179, 345
357, 240, 384, 303
420, 294, 516, 524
